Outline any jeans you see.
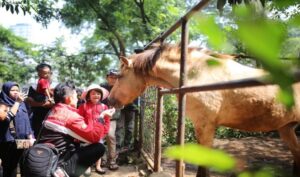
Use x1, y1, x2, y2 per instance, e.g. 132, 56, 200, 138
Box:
106, 120, 117, 163
116, 109, 135, 149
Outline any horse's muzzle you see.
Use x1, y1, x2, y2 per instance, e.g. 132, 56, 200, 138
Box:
107, 97, 123, 109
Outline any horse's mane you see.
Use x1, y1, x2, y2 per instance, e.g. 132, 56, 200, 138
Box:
131, 44, 164, 75
131, 43, 235, 75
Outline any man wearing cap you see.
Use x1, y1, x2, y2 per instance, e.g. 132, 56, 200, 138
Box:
100, 69, 120, 170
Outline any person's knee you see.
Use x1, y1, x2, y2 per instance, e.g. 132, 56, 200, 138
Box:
85, 144, 106, 159
96, 144, 106, 157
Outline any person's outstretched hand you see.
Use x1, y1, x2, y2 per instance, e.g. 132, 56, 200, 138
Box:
100, 108, 116, 118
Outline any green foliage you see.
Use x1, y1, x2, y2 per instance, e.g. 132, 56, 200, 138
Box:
215, 127, 268, 139
162, 95, 196, 146
194, 15, 233, 52
206, 59, 222, 67
35, 38, 111, 86
192, 3, 299, 108
0, 0, 32, 15
238, 167, 281, 177
270, 0, 299, 10
236, 6, 296, 107
32, 0, 187, 59
281, 37, 300, 59
164, 143, 236, 172
0, 25, 36, 84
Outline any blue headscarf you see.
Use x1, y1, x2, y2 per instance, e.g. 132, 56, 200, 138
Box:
0, 81, 33, 142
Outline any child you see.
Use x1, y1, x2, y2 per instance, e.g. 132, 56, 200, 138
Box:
35, 63, 53, 103
0, 100, 9, 177
0, 100, 9, 121
78, 84, 114, 175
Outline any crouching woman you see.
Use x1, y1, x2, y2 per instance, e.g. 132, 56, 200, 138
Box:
37, 81, 112, 177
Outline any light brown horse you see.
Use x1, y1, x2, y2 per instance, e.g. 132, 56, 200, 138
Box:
108, 44, 300, 176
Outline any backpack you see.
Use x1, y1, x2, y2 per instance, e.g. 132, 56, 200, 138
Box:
20, 143, 59, 177
28, 86, 46, 102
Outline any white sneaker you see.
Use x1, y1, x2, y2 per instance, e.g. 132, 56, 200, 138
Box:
53, 167, 69, 177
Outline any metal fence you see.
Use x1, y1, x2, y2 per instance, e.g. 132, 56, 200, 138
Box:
135, 0, 300, 177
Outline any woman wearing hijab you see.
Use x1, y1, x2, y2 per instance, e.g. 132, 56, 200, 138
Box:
0, 81, 34, 177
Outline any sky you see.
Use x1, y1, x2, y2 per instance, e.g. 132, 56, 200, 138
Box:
0, 8, 90, 54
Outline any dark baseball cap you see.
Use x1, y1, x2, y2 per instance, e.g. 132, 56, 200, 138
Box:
106, 69, 119, 76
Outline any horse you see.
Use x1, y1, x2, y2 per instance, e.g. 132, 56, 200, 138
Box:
108, 44, 300, 177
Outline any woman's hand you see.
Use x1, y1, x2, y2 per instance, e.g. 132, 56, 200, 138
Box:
16, 92, 26, 103
10, 92, 26, 115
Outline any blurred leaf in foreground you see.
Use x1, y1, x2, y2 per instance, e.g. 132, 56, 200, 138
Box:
234, 6, 295, 108
194, 15, 233, 52
206, 59, 221, 67
164, 143, 236, 172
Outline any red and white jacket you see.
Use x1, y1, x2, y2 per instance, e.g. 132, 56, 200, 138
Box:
78, 102, 109, 127
43, 103, 110, 144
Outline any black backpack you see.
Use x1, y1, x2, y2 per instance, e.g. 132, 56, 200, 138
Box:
20, 143, 59, 177
28, 86, 47, 102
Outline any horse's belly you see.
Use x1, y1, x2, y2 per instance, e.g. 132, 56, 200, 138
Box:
217, 99, 298, 132
186, 87, 299, 132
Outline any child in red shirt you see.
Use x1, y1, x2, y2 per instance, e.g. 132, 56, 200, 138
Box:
36, 63, 53, 103
78, 84, 115, 175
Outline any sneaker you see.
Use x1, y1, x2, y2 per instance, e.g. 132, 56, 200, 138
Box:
53, 167, 69, 177
126, 156, 134, 164
83, 167, 91, 177
95, 168, 106, 174
108, 161, 119, 171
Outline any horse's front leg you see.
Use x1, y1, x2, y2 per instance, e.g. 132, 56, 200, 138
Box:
194, 121, 216, 177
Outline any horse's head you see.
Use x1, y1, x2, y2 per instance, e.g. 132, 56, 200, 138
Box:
108, 56, 147, 108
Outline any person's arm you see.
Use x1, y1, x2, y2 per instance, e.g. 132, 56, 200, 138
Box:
25, 97, 54, 108
65, 113, 110, 143
45, 89, 51, 99
45, 89, 54, 103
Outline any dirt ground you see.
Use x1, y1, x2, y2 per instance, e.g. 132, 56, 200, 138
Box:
89, 137, 294, 177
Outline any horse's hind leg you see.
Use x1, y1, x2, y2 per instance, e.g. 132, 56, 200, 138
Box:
194, 122, 216, 177
278, 122, 300, 177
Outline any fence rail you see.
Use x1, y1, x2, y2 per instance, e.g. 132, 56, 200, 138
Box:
137, 0, 300, 177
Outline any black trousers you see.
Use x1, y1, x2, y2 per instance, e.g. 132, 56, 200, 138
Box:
63, 143, 105, 177
0, 142, 23, 177
31, 107, 50, 137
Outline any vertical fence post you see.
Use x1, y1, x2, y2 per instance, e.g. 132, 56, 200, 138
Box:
139, 95, 145, 157
176, 18, 189, 177
154, 88, 163, 172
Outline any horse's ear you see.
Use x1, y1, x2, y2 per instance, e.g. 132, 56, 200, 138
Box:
120, 56, 132, 67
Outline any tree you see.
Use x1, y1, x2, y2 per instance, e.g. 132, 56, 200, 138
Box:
34, 37, 111, 86
0, 25, 37, 84
10, 0, 186, 85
